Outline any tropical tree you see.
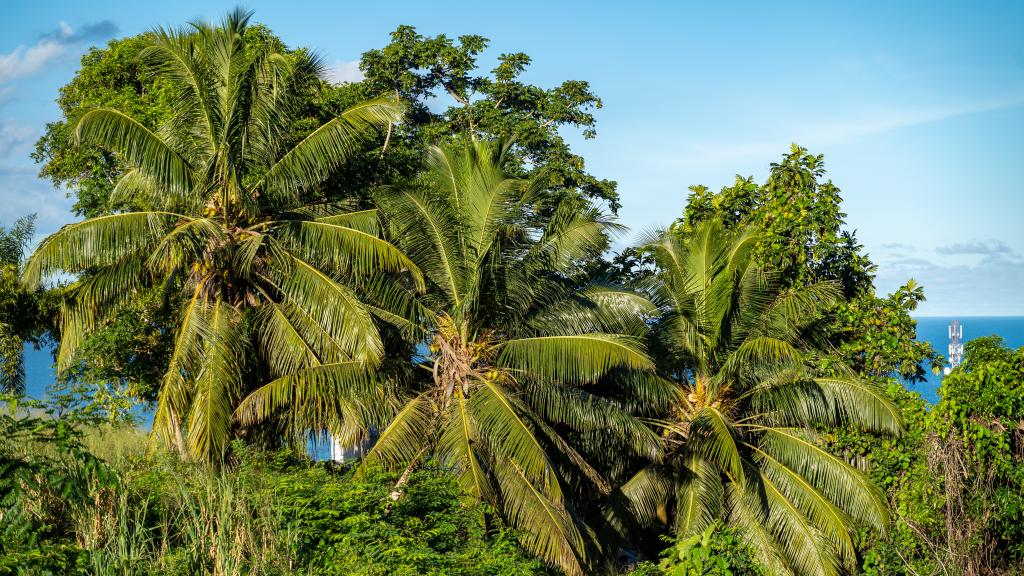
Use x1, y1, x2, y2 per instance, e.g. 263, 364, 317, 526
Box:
356, 26, 619, 210
352, 139, 661, 575
616, 220, 903, 576
22, 9, 415, 463
0, 215, 45, 394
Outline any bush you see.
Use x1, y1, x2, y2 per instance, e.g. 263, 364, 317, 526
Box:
629, 524, 763, 576
839, 338, 1024, 576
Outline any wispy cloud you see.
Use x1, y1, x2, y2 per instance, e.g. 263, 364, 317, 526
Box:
0, 168, 74, 241
880, 242, 914, 250
326, 60, 364, 84
0, 119, 34, 158
0, 20, 118, 84
665, 94, 1024, 169
875, 242, 1024, 315
936, 240, 1012, 256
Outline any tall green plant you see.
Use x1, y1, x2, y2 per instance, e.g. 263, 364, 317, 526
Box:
0, 215, 44, 395
23, 9, 415, 463
617, 220, 902, 576
354, 139, 658, 575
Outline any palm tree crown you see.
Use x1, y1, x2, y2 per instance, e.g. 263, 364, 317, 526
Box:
620, 220, 902, 576
23, 9, 415, 462
356, 139, 661, 575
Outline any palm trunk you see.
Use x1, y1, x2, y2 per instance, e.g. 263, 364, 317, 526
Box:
389, 446, 429, 501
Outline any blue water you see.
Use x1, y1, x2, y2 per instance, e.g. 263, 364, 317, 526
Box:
19, 317, 1024, 413
907, 316, 1024, 403
22, 344, 56, 400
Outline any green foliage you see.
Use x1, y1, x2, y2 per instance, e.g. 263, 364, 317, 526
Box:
675, 145, 873, 297
616, 220, 898, 576
357, 26, 618, 210
0, 215, 50, 395
0, 395, 116, 573
827, 338, 1024, 576
929, 337, 1024, 572
0, 422, 549, 576
58, 286, 174, 405
631, 524, 763, 576
826, 281, 942, 382
267, 461, 548, 575
25, 10, 410, 463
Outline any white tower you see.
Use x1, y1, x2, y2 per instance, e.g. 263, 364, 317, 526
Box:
944, 320, 963, 375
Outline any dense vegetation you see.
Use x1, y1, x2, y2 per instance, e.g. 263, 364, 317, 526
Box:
1, 8, 1021, 576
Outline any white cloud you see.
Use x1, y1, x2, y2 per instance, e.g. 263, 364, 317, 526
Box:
936, 240, 1012, 256
326, 60, 364, 84
875, 243, 1024, 315
0, 119, 35, 158
0, 40, 66, 84
0, 169, 74, 243
0, 20, 118, 84
661, 94, 1024, 169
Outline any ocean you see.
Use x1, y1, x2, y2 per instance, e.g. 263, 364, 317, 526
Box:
905, 316, 1024, 403
18, 317, 1024, 413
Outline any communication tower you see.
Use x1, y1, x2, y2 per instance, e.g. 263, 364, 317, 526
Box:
944, 320, 963, 375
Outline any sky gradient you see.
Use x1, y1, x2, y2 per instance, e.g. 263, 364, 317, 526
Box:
1, 0, 1021, 315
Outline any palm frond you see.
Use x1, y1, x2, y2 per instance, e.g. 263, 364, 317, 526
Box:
470, 376, 561, 498
498, 333, 653, 385
436, 390, 491, 500
185, 299, 245, 463
264, 248, 383, 365
754, 444, 856, 568
675, 453, 724, 536
360, 393, 432, 472
234, 362, 386, 444
255, 95, 404, 203
689, 407, 745, 484
724, 481, 794, 576
381, 187, 466, 308
152, 284, 209, 454
758, 427, 888, 530
747, 377, 902, 434
275, 219, 423, 291
611, 464, 674, 530
23, 212, 181, 287
752, 468, 839, 576
76, 109, 194, 196
525, 382, 662, 460
491, 459, 587, 576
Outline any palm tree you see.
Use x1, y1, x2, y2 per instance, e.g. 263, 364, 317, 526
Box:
617, 220, 902, 576
0, 215, 40, 395
23, 9, 417, 462
355, 139, 661, 575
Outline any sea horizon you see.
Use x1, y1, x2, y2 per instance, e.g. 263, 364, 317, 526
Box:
16, 315, 1024, 411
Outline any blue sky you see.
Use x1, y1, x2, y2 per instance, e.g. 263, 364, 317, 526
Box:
1, 0, 1022, 315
